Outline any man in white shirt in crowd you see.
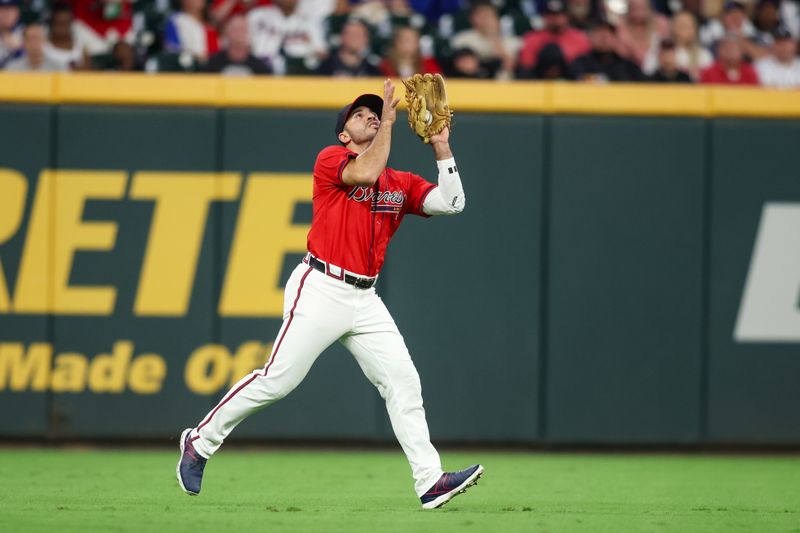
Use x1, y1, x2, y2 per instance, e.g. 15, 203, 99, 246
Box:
5, 23, 66, 71
450, 0, 520, 80
44, 3, 83, 70
700, 1, 764, 60
755, 26, 800, 88
247, 0, 327, 74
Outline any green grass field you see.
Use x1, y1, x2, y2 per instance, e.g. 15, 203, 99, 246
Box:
1, 448, 798, 532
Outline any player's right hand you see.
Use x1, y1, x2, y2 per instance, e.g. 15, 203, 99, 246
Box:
382, 79, 400, 126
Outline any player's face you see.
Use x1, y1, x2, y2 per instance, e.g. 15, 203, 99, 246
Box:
343, 106, 380, 145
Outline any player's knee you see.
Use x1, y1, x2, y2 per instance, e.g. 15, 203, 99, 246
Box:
374, 381, 388, 400
272, 377, 304, 400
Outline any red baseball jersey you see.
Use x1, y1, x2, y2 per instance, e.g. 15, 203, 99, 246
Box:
307, 145, 436, 277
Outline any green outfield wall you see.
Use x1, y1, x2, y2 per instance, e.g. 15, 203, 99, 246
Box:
0, 76, 798, 445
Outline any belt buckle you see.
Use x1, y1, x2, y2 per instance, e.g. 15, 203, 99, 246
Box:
325, 261, 345, 281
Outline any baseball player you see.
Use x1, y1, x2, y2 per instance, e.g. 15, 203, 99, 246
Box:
177, 79, 482, 509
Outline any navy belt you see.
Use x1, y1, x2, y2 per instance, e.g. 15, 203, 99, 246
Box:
306, 255, 377, 290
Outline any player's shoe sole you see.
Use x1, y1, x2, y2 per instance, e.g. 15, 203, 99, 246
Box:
421, 465, 484, 510
176, 427, 198, 496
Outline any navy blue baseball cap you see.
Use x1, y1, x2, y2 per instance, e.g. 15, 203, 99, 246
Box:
335, 93, 383, 140
723, 0, 746, 11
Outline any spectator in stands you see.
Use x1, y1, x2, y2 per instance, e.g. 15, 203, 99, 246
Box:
615, 0, 671, 75
529, 41, 574, 79
566, 0, 602, 30
700, 1, 767, 59
752, 0, 782, 45
210, 0, 271, 28
518, 0, 590, 75
648, 38, 692, 81
330, 0, 415, 50
44, 3, 84, 70
570, 18, 643, 81
755, 26, 800, 87
672, 10, 713, 80
316, 17, 380, 76
779, 0, 800, 39
248, 0, 327, 74
444, 46, 495, 78
0, 0, 22, 68
697, 0, 724, 22
322, 0, 354, 47
700, 33, 760, 84
5, 23, 66, 70
450, 0, 520, 80
108, 40, 138, 70
206, 13, 270, 74
70, 0, 136, 55
700, 0, 751, 46
379, 25, 441, 77
164, 0, 220, 63
348, 0, 404, 30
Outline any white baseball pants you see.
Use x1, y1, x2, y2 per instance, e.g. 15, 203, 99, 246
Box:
189, 261, 443, 496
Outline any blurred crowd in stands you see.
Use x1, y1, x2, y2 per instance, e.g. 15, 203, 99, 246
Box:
0, 0, 798, 86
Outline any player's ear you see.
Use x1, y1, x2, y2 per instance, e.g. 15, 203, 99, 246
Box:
338, 131, 350, 144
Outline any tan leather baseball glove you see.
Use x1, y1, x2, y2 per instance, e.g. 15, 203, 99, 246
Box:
402, 73, 453, 144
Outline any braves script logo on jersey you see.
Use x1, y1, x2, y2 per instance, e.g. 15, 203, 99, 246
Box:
348, 186, 406, 214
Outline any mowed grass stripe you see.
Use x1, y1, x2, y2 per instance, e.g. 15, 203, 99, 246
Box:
0, 450, 798, 532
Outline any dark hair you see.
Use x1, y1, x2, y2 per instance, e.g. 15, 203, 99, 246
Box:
660, 38, 676, 49
469, 0, 495, 14
51, 2, 73, 15
531, 43, 574, 80
451, 47, 479, 60
49, 3, 73, 27
343, 17, 370, 31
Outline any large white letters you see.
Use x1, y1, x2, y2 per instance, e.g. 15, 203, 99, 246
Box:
734, 202, 800, 343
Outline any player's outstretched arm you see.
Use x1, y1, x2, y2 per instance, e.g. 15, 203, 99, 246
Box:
342, 79, 400, 187
422, 127, 465, 216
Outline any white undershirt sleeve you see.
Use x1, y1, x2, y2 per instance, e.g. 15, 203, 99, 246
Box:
422, 157, 465, 216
